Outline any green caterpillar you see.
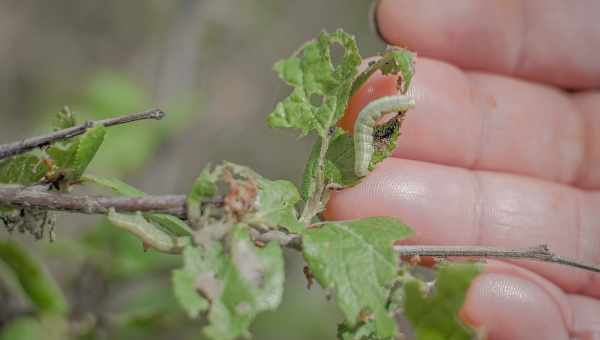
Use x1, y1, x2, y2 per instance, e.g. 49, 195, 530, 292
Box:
353, 95, 415, 177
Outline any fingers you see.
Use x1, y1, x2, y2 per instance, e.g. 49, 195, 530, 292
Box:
568, 294, 600, 338
572, 92, 600, 189
323, 158, 600, 295
461, 261, 572, 340
376, 0, 600, 89
350, 57, 600, 189
461, 261, 600, 339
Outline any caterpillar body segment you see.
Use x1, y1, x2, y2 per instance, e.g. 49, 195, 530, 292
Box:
353, 95, 415, 177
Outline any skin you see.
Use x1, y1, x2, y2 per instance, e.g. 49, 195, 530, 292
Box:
325, 0, 600, 338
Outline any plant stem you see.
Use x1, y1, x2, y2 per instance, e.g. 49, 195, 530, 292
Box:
394, 244, 600, 273
0, 185, 187, 218
2, 184, 599, 273
300, 131, 332, 223
0, 109, 166, 160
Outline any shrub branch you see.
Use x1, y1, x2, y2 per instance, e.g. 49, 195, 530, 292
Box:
0, 109, 166, 160
1, 184, 598, 273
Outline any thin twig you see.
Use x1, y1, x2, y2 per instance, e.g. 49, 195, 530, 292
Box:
1, 184, 598, 273
0, 109, 166, 160
394, 244, 600, 273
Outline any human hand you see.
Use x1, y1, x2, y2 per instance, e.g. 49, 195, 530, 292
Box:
325, 1, 600, 338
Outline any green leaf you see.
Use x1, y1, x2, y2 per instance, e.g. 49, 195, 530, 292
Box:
204, 226, 284, 340
299, 139, 321, 201
302, 217, 413, 338
172, 245, 219, 318
0, 241, 68, 315
0, 314, 68, 340
72, 124, 106, 177
81, 220, 180, 279
172, 225, 285, 340
338, 320, 390, 340
83, 174, 193, 236
208, 162, 304, 233
52, 106, 77, 130
404, 262, 481, 340
351, 47, 416, 96
82, 174, 145, 196
244, 173, 304, 233
299, 129, 362, 200
187, 166, 219, 225
0, 317, 42, 340
107, 210, 190, 254
0, 155, 48, 185
268, 30, 362, 137
46, 124, 106, 181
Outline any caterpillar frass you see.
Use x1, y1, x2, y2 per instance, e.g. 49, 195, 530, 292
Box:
353, 95, 415, 177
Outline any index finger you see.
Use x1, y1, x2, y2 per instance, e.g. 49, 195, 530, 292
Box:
376, 0, 600, 89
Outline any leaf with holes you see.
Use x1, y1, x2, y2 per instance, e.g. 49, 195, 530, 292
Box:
302, 217, 413, 338
267, 29, 361, 137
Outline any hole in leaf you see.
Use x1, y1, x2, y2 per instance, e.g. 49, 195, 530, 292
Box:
330, 43, 345, 69
309, 94, 323, 107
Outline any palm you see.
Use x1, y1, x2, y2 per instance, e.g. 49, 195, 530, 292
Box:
325, 1, 600, 338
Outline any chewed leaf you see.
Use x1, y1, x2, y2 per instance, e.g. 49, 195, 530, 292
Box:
403, 262, 481, 340
302, 217, 413, 338
172, 245, 222, 318
351, 47, 416, 96
46, 124, 106, 181
203, 226, 284, 340
268, 30, 362, 137
172, 226, 285, 340
0, 155, 48, 185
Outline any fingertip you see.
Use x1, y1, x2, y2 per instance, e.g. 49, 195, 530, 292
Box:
461, 271, 570, 339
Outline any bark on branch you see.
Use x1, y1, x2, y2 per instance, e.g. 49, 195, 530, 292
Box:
1, 184, 599, 273
0, 185, 187, 218
0, 109, 165, 160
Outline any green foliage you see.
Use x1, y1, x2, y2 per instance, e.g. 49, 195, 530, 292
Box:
267, 30, 361, 137
242, 170, 304, 234
46, 124, 106, 181
174, 225, 285, 340
82, 220, 180, 279
0, 28, 483, 340
301, 128, 363, 199
173, 245, 216, 318
403, 262, 481, 340
0, 240, 68, 315
187, 166, 219, 226
337, 321, 386, 340
350, 47, 416, 96
0, 315, 67, 340
83, 174, 193, 236
0, 155, 48, 185
107, 209, 190, 254
186, 162, 304, 233
302, 217, 413, 338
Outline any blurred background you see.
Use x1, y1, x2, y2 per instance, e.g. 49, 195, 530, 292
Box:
0, 1, 387, 339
